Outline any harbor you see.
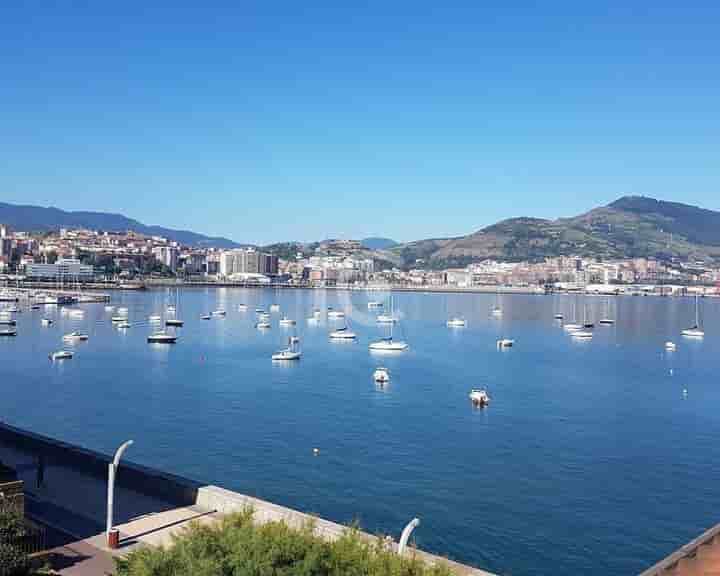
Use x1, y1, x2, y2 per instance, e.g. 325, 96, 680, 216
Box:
0, 286, 717, 575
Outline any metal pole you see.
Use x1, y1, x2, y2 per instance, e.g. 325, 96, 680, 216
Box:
398, 517, 420, 556
106, 440, 133, 541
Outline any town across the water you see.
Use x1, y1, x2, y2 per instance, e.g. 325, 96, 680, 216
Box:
1, 224, 719, 295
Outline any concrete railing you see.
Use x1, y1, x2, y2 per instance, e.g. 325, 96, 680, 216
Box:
0, 422, 495, 575
195, 485, 495, 576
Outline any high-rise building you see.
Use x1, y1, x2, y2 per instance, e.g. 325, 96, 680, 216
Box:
152, 246, 179, 272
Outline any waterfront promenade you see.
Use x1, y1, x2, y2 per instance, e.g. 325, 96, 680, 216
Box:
0, 422, 494, 575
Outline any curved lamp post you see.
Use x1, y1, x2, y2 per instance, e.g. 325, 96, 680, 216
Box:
106, 440, 133, 547
398, 517, 420, 556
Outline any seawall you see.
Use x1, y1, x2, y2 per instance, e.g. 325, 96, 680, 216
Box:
0, 421, 495, 575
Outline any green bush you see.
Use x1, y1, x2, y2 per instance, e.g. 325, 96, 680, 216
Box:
115, 509, 452, 576
0, 507, 29, 576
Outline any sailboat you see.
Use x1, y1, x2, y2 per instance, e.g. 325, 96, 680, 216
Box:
599, 298, 615, 325
491, 293, 503, 317
681, 294, 704, 338
329, 318, 357, 340
166, 289, 184, 327
369, 297, 408, 351
563, 299, 583, 332
272, 336, 301, 360
376, 296, 398, 324
583, 303, 594, 329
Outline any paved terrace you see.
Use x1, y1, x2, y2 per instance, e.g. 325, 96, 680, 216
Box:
0, 423, 494, 575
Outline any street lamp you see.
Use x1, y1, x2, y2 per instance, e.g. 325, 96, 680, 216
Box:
106, 440, 133, 548
398, 517, 420, 556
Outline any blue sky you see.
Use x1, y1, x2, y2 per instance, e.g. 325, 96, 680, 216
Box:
1, 1, 719, 244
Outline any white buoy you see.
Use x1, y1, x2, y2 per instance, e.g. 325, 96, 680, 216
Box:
313, 448, 319, 455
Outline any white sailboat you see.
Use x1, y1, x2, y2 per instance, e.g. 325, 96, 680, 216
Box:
599, 298, 615, 325
446, 317, 466, 327
682, 294, 704, 338
563, 300, 583, 332
272, 336, 301, 360
491, 293, 503, 317
370, 297, 408, 351
329, 319, 357, 340
376, 296, 398, 324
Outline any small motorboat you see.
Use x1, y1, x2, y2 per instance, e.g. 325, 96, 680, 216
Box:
0, 319, 16, 326
329, 326, 357, 340
105, 305, 115, 312
554, 313, 564, 320
111, 315, 127, 322
212, 309, 226, 317
238, 304, 247, 311
117, 321, 132, 329
446, 317, 466, 327
571, 330, 593, 339
165, 319, 184, 327
63, 331, 89, 342
200, 314, 211, 320
255, 321, 271, 329
50, 350, 73, 360
368, 301, 383, 309
166, 305, 176, 313
147, 331, 177, 344
41, 318, 53, 326
327, 310, 345, 319
118, 307, 129, 315
373, 367, 390, 383
563, 323, 583, 332
0, 328, 17, 337
255, 308, 265, 314
376, 313, 396, 324
270, 304, 280, 312
469, 389, 490, 406
279, 316, 296, 326
599, 318, 615, 325
496, 338, 514, 348
665, 341, 677, 351
148, 315, 162, 323
31, 304, 41, 310
491, 307, 503, 317
583, 322, 595, 329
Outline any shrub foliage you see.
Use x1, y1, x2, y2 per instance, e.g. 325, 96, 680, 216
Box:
115, 509, 452, 576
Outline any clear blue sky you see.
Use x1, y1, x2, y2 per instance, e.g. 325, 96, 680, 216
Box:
1, 1, 719, 244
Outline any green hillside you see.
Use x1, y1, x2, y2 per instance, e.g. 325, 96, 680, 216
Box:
391, 196, 720, 268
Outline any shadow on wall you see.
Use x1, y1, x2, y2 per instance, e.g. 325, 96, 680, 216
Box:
0, 422, 202, 528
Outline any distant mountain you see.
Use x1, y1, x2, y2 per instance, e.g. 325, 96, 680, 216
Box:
360, 237, 399, 250
0, 202, 241, 248
390, 196, 720, 268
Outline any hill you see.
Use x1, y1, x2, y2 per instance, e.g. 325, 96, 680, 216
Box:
0, 202, 240, 248
360, 237, 399, 250
391, 196, 720, 268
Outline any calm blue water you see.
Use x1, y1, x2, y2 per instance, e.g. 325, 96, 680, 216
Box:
1, 288, 719, 575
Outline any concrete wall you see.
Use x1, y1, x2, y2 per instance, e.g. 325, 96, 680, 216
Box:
0, 422, 494, 575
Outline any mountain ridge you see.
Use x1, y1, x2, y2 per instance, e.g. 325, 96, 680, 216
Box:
389, 196, 720, 268
0, 202, 241, 248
